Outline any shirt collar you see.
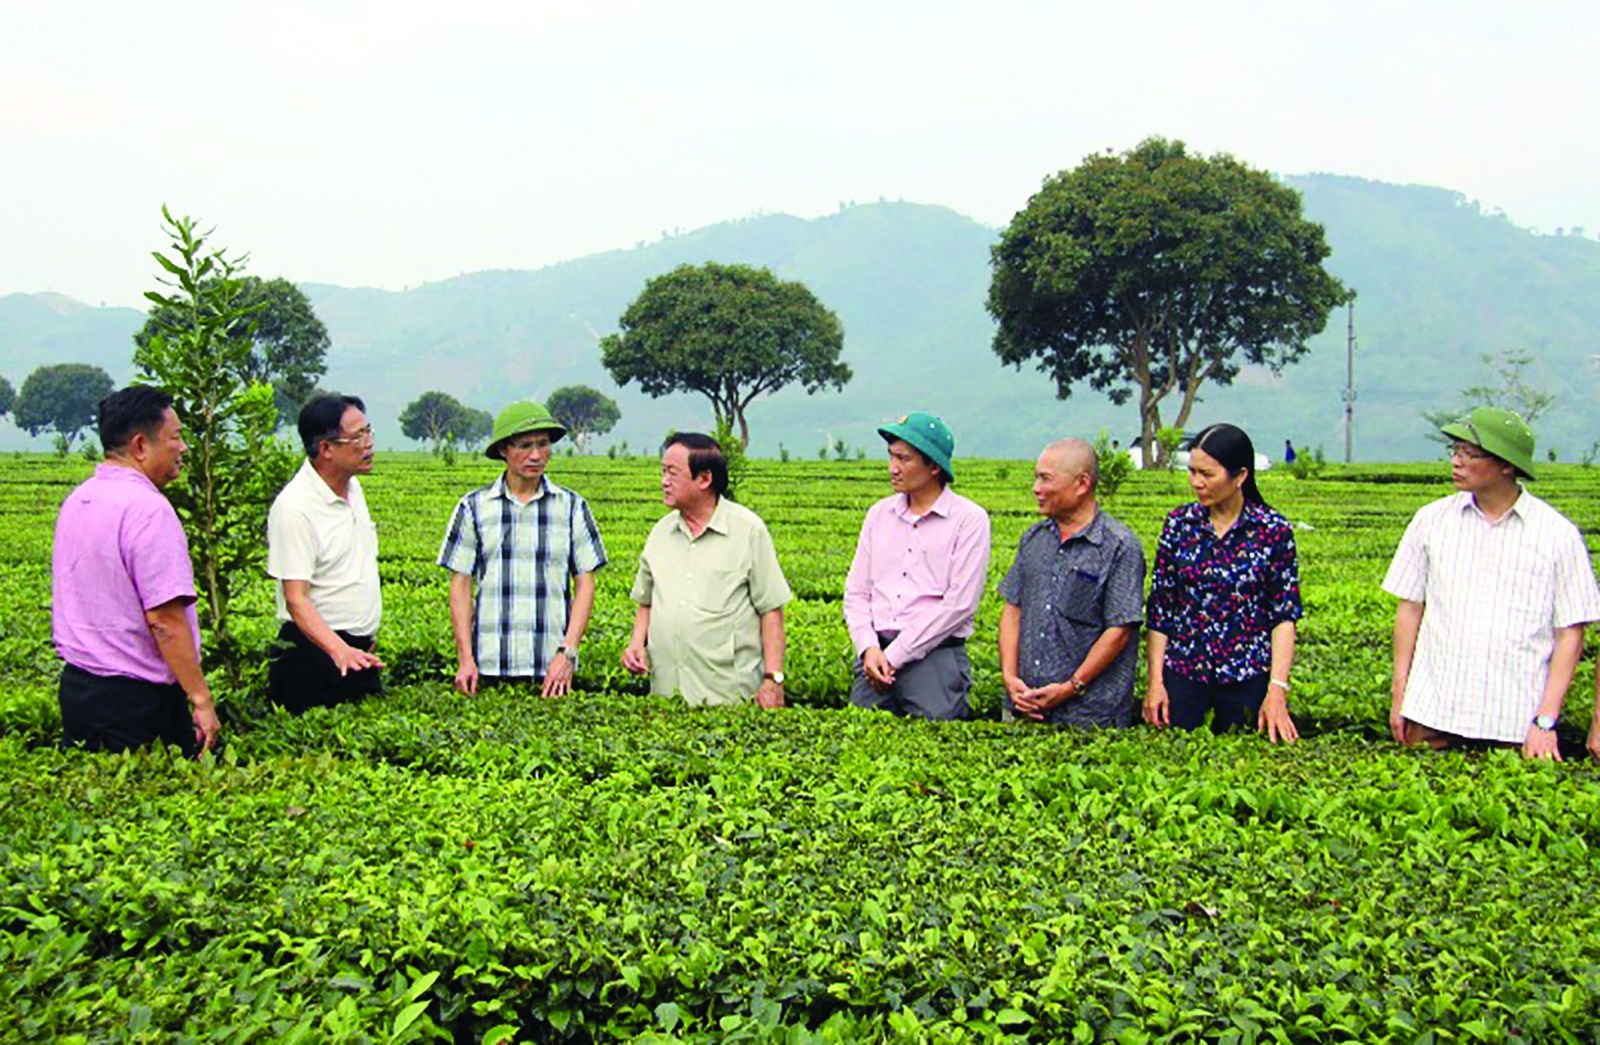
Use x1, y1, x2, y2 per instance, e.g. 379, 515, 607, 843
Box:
94, 460, 160, 493
675, 496, 729, 539
491, 474, 548, 502
296, 459, 348, 505
1458, 485, 1528, 522
1034, 509, 1104, 546
895, 485, 955, 521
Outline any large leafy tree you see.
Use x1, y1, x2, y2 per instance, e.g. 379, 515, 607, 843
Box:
135, 274, 329, 426
134, 206, 297, 691
989, 137, 1349, 465
600, 262, 850, 448
547, 385, 620, 453
14, 363, 115, 450
0, 375, 14, 418
399, 391, 492, 457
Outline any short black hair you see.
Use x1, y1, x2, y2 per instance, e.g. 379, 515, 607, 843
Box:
98, 386, 173, 453
297, 394, 366, 459
662, 431, 728, 497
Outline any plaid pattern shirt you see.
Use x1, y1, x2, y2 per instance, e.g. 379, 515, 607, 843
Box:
437, 476, 607, 678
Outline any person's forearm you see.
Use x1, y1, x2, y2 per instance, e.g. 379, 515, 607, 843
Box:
759, 608, 785, 674
629, 605, 651, 648
284, 585, 348, 658
998, 603, 1021, 678
1146, 631, 1168, 687
565, 573, 598, 649
1392, 601, 1423, 698
448, 573, 475, 663
1536, 624, 1585, 719
1267, 620, 1297, 691
1072, 626, 1136, 686
146, 603, 211, 705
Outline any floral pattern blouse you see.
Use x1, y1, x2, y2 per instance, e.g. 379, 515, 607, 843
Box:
1145, 500, 1303, 685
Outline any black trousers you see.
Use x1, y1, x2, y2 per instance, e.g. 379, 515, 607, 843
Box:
268, 622, 383, 715
58, 662, 199, 758
1166, 671, 1269, 734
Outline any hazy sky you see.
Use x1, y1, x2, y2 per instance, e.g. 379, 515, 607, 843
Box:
4, 0, 1597, 309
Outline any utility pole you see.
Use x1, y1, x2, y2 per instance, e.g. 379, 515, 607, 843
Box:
1343, 296, 1357, 463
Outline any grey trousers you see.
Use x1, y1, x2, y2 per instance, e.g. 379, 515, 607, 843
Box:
849, 645, 971, 721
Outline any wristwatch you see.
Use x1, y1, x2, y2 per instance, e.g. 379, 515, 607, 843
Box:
555, 645, 578, 668
1533, 713, 1558, 731
1065, 676, 1087, 697
763, 671, 785, 686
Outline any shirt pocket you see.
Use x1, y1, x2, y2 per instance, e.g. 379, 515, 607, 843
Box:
1059, 567, 1105, 628
694, 564, 748, 616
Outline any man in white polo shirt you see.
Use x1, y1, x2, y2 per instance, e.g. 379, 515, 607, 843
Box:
1383, 407, 1600, 759
266, 393, 385, 713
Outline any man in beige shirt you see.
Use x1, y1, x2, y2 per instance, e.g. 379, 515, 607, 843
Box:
622, 432, 791, 707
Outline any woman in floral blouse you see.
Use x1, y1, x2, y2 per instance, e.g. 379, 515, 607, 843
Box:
1143, 423, 1302, 742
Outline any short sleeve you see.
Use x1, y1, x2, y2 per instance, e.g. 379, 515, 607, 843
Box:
1381, 509, 1429, 603
997, 532, 1028, 607
1144, 512, 1182, 635
1102, 532, 1146, 627
1263, 522, 1303, 625
568, 496, 608, 576
630, 545, 654, 606
437, 496, 480, 576
1551, 522, 1600, 628
267, 501, 319, 582
746, 519, 792, 615
125, 501, 198, 611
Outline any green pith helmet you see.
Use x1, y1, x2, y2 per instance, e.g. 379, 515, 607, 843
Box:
486, 400, 567, 459
876, 411, 956, 482
1439, 406, 1536, 480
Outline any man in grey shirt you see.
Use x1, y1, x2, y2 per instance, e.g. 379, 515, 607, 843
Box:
998, 439, 1146, 726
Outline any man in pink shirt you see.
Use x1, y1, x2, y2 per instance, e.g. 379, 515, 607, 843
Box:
844, 412, 991, 719
51, 386, 221, 757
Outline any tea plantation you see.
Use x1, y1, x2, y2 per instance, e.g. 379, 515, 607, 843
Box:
4, 453, 1600, 1042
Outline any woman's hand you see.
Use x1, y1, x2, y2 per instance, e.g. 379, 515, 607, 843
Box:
1257, 691, 1299, 744
1143, 682, 1170, 729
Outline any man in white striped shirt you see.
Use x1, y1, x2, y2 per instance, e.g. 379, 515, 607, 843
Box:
1383, 408, 1600, 759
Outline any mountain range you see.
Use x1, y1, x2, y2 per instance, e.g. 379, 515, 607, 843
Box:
3, 174, 1599, 461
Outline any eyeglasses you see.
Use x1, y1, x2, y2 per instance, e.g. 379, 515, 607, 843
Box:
329, 425, 375, 446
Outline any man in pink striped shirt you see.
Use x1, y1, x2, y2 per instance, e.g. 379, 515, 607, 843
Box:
844, 412, 991, 720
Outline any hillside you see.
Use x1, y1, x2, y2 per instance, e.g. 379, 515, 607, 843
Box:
3, 177, 1598, 460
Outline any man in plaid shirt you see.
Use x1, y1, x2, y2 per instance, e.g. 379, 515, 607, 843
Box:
438, 401, 607, 696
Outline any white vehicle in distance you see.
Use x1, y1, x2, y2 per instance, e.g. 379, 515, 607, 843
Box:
1124, 433, 1272, 473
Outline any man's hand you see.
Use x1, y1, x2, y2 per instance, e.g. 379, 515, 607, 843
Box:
621, 641, 650, 675
1014, 681, 1074, 720
755, 679, 785, 709
332, 641, 384, 677
1522, 724, 1563, 762
190, 696, 221, 754
1003, 673, 1030, 715
862, 647, 896, 691
454, 656, 480, 696
1257, 691, 1299, 744
1389, 681, 1409, 744
1143, 682, 1170, 728
541, 651, 575, 698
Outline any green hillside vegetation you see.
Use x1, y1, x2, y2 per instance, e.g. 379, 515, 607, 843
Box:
2, 176, 1598, 459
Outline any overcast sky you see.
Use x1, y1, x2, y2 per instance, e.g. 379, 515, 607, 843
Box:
4, 0, 1597, 310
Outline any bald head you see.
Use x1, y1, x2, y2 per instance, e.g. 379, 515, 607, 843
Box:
1040, 438, 1098, 491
